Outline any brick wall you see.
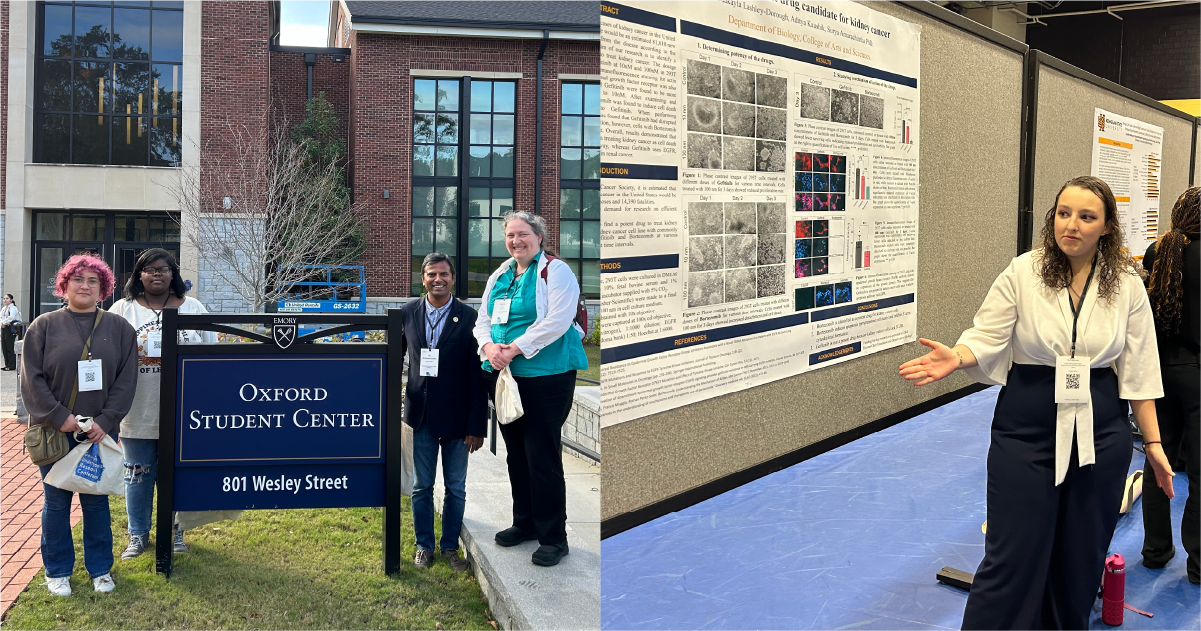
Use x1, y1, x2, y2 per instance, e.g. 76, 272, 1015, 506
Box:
269, 49, 351, 140
349, 34, 599, 297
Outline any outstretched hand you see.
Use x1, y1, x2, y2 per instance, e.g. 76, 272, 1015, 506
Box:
899, 338, 958, 386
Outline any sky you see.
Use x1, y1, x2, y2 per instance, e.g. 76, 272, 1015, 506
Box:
279, 0, 332, 47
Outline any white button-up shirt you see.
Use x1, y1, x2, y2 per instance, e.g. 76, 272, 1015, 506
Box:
956, 249, 1163, 486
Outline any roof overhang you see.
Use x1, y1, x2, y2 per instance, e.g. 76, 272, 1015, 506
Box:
350, 22, 599, 40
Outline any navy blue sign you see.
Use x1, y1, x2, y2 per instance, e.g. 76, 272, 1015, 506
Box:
174, 464, 385, 510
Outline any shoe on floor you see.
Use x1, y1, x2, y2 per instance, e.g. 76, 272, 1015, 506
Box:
173, 526, 188, 553
1142, 545, 1175, 569
92, 573, 115, 593
442, 549, 470, 573
531, 542, 569, 567
121, 532, 149, 560
494, 526, 538, 547
45, 576, 71, 597
414, 549, 434, 568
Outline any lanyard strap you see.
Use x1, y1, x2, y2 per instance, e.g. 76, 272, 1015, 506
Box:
71, 309, 104, 361
1068, 255, 1098, 358
425, 301, 451, 349
143, 293, 170, 325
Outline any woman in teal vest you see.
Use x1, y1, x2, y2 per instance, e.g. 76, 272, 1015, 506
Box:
473, 211, 588, 567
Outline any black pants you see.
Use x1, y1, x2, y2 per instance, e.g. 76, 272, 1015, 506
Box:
484, 369, 576, 546
1, 325, 14, 369
1141, 362, 1199, 582
963, 365, 1129, 630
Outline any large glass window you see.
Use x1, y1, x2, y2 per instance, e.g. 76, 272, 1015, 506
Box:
559, 83, 600, 298
413, 78, 516, 297
34, 1, 184, 166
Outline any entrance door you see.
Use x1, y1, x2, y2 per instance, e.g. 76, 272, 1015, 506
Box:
33, 244, 104, 314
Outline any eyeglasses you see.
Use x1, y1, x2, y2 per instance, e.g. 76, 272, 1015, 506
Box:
141, 266, 173, 276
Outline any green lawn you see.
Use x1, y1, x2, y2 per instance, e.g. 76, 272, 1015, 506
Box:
3, 496, 494, 630
579, 344, 600, 385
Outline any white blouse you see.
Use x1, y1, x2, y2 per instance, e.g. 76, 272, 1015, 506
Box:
956, 249, 1163, 486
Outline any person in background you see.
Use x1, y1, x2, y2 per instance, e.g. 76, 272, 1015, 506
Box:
1140, 186, 1199, 584
473, 211, 588, 567
1, 293, 21, 370
109, 248, 222, 561
22, 254, 138, 596
401, 252, 487, 571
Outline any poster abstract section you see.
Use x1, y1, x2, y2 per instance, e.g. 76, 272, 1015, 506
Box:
600, 1, 922, 427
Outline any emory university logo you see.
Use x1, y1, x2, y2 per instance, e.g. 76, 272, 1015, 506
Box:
272, 317, 298, 349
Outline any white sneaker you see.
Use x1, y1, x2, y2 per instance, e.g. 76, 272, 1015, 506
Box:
92, 573, 115, 593
45, 576, 71, 597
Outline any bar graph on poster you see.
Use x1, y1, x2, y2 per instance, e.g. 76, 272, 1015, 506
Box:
1090, 108, 1164, 258
600, 1, 922, 426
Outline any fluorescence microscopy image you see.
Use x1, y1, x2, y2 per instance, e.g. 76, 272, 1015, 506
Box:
796, 285, 815, 309
815, 284, 835, 307
757, 202, 787, 234
756, 140, 787, 172
813, 237, 829, 257
725, 202, 757, 234
795, 173, 804, 192
812, 257, 829, 275
798, 172, 814, 192
722, 67, 756, 104
795, 259, 812, 279
725, 267, 756, 303
724, 234, 758, 268
757, 265, 786, 297
687, 59, 722, 98
814, 194, 830, 212
688, 133, 722, 169
813, 220, 829, 238
798, 193, 813, 212
813, 154, 830, 172
723, 136, 756, 171
689, 201, 724, 235
758, 233, 787, 265
689, 270, 724, 307
722, 101, 756, 137
689, 235, 724, 272
830, 174, 846, 193
831, 155, 847, 174
835, 282, 853, 304
860, 94, 885, 129
830, 193, 846, 211
831, 89, 860, 125
813, 173, 829, 193
797, 152, 813, 171
688, 96, 722, 133
799, 84, 830, 121
796, 220, 812, 238
756, 73, 787, 108
756, 107, 787, 141
795, 238, 811, 258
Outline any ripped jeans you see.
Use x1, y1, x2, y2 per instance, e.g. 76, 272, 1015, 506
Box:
122, 438, 159, 537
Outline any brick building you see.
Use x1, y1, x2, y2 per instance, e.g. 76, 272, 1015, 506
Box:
1, 1, 599, 319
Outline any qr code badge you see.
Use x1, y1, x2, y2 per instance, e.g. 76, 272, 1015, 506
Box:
1066, 373, 1080, 390
85, 372, 96, 383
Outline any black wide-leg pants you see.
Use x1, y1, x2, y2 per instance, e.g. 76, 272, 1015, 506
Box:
962, 364, 1130, 630
1141, 362, 1199, 582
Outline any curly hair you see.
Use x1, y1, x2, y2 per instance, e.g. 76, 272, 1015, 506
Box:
1148, 187, 1200, 336
123, 248, 188, 300
53, 253, 116, 302
1036, 176, 1136, 300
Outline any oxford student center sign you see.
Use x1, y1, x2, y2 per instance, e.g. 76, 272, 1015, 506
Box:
155, 310, 405, 576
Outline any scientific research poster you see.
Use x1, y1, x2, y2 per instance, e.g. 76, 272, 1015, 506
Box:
600, 1, 922, 426
1090, 108, 1164, 258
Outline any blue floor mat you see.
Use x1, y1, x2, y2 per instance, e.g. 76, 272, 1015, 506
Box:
601, 386, 1199, 630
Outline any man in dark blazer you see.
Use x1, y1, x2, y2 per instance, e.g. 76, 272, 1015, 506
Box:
402, 252, 487, 571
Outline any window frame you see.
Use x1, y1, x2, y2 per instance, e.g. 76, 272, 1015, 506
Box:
558, 81, 600, 299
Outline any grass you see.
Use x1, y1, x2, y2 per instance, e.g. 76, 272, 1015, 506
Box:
579, 345, 600, 385
3, 496, 495, 630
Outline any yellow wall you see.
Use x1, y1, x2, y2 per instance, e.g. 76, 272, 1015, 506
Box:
1161, 99, 1200, 117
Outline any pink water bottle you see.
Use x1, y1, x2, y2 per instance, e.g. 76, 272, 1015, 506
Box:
1102, 553, 1125, 626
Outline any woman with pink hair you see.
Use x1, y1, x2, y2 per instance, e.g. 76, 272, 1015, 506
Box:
21, 253, 138, 597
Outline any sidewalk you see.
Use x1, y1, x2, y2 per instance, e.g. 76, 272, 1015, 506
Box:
437, 424, 601, 630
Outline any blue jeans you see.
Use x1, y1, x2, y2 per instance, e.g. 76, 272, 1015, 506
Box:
38, 433, 114, 579
411, 424, 469, 552
121, 437, 158, 536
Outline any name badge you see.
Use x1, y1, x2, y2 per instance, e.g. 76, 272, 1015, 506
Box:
420, 348, 440, 377
146, 331, 163, 358
492, 299, 512, 324
78, 359, 103, 392
1055, 356, 1090, 404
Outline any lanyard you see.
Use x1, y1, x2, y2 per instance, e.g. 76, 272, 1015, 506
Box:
425, 301, 451, 349
143, 293, 170, 325
72, 309, 102, 360
1067, 255, 1098, 358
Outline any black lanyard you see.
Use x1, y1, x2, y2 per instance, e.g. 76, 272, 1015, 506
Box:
425, 301, 451, 349
143, 293, 170, 325
72, 309, 102, 361
1067, 255, 1098, 359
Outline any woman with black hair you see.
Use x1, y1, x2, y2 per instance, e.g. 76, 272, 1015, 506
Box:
108, 249, 218, 560
1141, 186, 1199, 583
1, 293, 20, 370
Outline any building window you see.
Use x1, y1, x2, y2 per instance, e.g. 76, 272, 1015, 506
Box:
559, 83, 600, 298
34, 1, 184, 166
412, 78, 516, 297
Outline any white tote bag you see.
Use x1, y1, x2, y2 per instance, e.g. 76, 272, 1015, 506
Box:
495, 366, 524, 425
44, 420, 125, 495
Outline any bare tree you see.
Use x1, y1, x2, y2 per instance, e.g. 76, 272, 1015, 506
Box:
174, 114, 365, 312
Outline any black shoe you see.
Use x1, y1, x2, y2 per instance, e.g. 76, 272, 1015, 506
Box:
531, 542, 569, 566
1142, 545, 1176, 569
494, 526, 538, 547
